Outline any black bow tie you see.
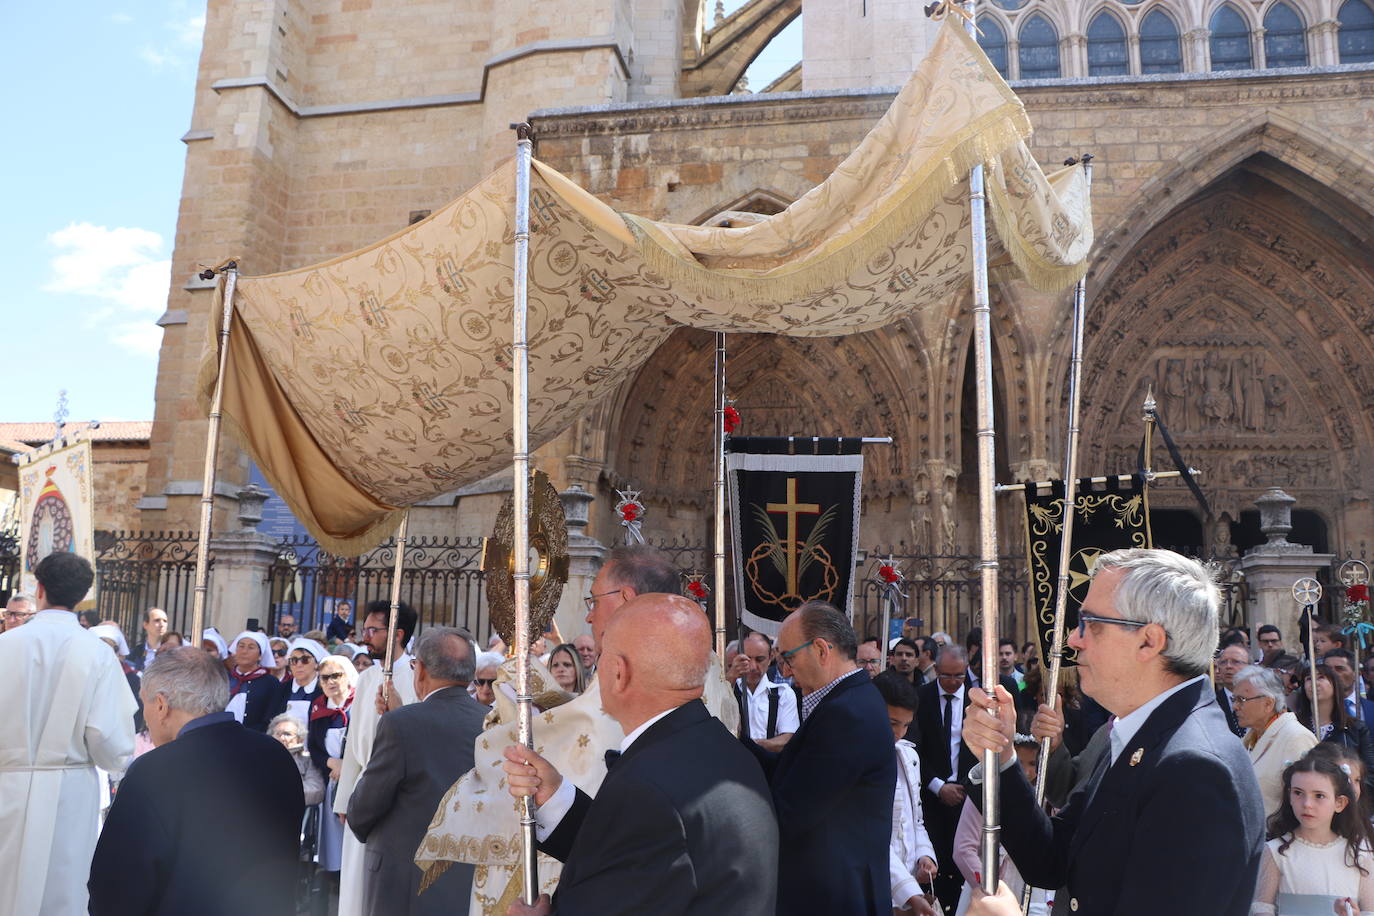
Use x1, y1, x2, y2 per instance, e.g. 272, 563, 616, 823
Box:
604, 749, 622, 771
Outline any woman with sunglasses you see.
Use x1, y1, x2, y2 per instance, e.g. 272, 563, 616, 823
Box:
269, 637, 291, 682
278, 638, 328, 724
308, 654, 359, 894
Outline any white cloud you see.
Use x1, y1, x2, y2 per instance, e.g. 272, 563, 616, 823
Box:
136, 10, 206, 71
109, 12, 134, 23
45, 222, 172, 356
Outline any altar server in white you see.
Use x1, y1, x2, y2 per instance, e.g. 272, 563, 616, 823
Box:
0, 551, 136, 916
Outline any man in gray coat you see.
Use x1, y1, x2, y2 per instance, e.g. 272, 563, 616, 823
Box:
347, 626, 487, 915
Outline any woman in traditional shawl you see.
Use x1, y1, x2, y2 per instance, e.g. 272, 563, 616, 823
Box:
308, 654, 358, 881
226, 630, 285, 732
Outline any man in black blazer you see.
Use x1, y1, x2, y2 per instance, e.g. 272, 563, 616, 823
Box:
348, 627, 488, 915
502, 593, 777, 916
90, 647, 304, 916
126, 606, 168, 671
749, 600, 895, 916
915, 646, 978, 911
963, 549, 1265, 916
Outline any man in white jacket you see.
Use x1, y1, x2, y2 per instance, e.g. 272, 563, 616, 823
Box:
876, 673, 938, 914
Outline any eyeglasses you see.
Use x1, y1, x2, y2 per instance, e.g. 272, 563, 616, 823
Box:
361, 626, 384, 637
320, 672, 347, 682
288, 655, 315, 665
859, 657, 880, 668
1076, 612, 1151, 640
584, 589, 622, 613
3, 611, 34, 623
1232, 694, 1270, 707
474, 677, 495, 687
780, 638, 816, 661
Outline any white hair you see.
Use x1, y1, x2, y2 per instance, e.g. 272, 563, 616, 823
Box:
6, 594, 34, 610
475, 650, 505, 670
1233, 665, 1287, 707
143, 646, 230, 716
1091, 549, 1220, 679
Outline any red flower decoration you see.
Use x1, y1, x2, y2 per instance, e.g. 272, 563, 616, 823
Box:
621, 505, 640, 522
723, 406, 741, 434
879, 565, 900, 584
687, 581, 707, 599
1349, 584, 1370, 603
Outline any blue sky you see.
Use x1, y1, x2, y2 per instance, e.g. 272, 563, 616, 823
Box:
0, 1, 798, 426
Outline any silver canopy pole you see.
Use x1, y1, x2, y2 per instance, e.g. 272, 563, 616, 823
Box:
962, 0, 1002, 895
191, 262, 238, 642
512, 122, 539, 904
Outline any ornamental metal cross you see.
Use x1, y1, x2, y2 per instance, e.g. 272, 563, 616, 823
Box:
766, 477, 819, 594
52, 390, 69, 444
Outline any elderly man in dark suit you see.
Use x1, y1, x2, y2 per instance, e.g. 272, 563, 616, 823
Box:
501, 593, 778, 916
347, 626, 487, 915
962, 548, 1264, 916
89, 647, 304, 916
751, 599, 895, 916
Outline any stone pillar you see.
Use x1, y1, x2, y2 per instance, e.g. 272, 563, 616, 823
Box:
207, 484, 281, 637
1238, 487, 1333, 645
553, 485, 606, 643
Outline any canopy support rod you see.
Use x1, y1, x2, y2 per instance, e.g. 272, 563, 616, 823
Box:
961, 1, 1001, 895
190, 261, 238, 643
713, 331, 728, 659
381, 512, 410, 701
1029, 157, 1094, 910
512, 122, 539, 905
994, 468, 1197, 494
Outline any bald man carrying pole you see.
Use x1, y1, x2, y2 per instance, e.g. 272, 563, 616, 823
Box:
502, 594, 778, 916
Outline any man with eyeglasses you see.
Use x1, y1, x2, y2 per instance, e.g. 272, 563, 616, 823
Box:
2, 594, 35, 631
1214, 643, 1250, 736
1256, 624, 1283, 657
334, 599, 419, 916
275, 613, 298, 640
856, 637, 883, 678
961, 548, 1264, 916
746, 599, 895, 916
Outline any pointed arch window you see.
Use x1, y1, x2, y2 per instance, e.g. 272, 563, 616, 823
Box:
1339, 0, 1374, 63
978, 17, 1011, 77
1210, 5, 1254, 70
1140, 9, 1183, 72
1263, 2, 1308, 67
1019, 14, 1062, 79
1087, 11, 1130, 75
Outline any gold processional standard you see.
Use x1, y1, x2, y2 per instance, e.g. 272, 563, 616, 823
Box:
190, 12, 1094, 905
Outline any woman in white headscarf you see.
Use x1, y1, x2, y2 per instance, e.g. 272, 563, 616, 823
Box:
308, 655, 359, 890
226, 630, 286, 732
201, 627, 230, 660
278, 638, 327, 723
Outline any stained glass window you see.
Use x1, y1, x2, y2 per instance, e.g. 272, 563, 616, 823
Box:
1339, 0, 1374, 63
1140, 9, 1184, 73
978, 17, 1011, 77
1210, 5, 1254, 70
1088, 11, 1130, 75
1263, 3, 1308, 67
1019, 14, 1062, 79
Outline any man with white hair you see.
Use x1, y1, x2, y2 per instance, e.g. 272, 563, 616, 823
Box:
0, 553, 135, 916
89, 647, 304, 915
963, 548, 1265, 916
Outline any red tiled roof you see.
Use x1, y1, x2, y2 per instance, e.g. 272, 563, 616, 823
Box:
0, 421, 153, 444
0, 437, 31, 454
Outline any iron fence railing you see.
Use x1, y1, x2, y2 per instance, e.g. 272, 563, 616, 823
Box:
265, 535, 488, 639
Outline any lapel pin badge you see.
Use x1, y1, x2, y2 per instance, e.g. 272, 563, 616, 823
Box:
1129, 747, 1144, 767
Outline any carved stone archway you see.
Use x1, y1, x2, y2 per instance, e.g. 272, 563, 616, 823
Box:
1074, 158, 1374, 551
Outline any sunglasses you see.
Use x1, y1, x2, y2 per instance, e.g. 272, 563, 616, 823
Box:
320, 672, 347, 682
288, 655, 315, 665
273, 648, 287, 657
474, 677, 495, 687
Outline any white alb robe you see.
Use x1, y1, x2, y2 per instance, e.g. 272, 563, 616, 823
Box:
0, 609, 136, 916
332, 654, 416, 916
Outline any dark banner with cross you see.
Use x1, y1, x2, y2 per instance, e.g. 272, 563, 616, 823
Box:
726, 438, 864, 637
1021, 474, 1152, 667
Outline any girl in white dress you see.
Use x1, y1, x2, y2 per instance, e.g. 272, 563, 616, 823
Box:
1252, 754, 1374, 916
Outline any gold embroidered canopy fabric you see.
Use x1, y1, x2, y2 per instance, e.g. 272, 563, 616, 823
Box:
200, 18, 1093, 554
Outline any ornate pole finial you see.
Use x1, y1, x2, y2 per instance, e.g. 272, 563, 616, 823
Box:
52, 390, 69, 444
714, 0, 725, 25
1142, 383, 1157, 419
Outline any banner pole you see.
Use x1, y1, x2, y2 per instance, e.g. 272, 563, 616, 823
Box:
961, 0, 1001, 894
1023, 156, 1092, 915
714, 331, 728, 658
191, 261, 238, 643
380, 511, 410, 702
512, 122, 539, 905
1032, 156, 1092, 808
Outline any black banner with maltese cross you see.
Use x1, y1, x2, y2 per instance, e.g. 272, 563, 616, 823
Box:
726, 438, 864, 638
1022, 474, 1151, 667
